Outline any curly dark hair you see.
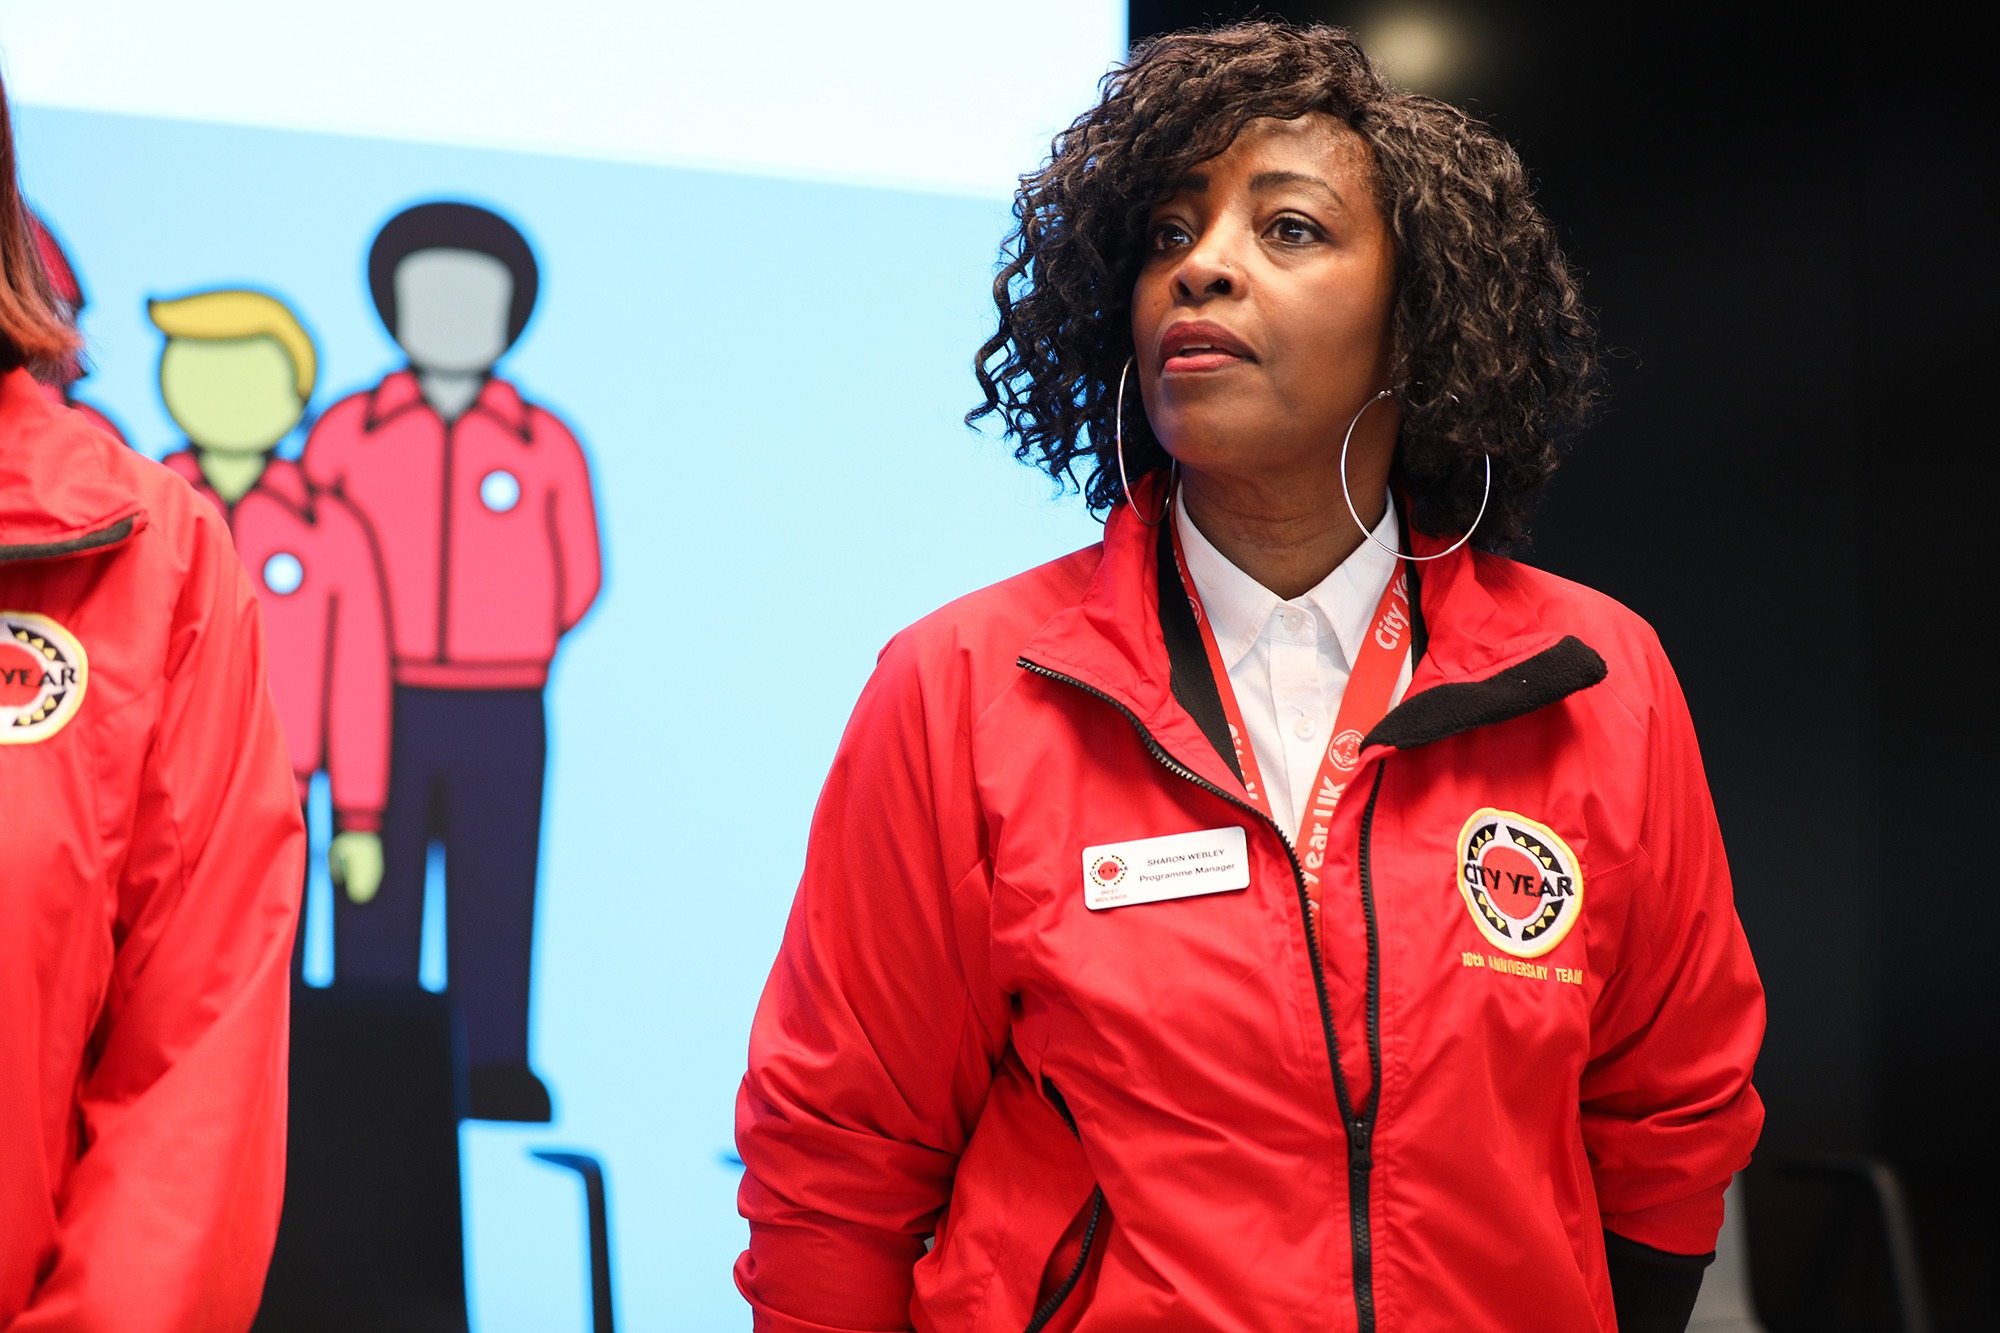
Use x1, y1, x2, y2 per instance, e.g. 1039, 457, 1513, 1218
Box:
968, 21, 1598, 545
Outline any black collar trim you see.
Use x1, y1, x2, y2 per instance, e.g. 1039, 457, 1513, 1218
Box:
0, 516, 136, 565
1155, 516, 1604, 764
1155, 511, 1446, 779
1156, 516, 1242, 783
1364, 635, 1607, 751
1391, 492, 1429, 666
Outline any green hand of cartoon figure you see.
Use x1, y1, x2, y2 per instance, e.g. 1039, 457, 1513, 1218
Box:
329, 831, 385, 904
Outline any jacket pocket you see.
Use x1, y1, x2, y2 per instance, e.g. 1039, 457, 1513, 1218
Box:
1023, 1178, 1106, 1333
912, 1053, 1102, 1332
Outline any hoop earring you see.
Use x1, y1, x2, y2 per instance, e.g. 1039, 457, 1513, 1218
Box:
1115, 356, 1171, 527
1339, 389, 1491, 562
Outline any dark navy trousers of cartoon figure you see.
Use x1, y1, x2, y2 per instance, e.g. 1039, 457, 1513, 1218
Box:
335, 686, 546, 1094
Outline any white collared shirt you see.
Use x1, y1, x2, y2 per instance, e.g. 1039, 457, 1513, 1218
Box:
1174, 489, 1414, 838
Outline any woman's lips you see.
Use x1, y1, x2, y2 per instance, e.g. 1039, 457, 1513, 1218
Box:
1162, 349, 1249, 374
1159, 320, 1255, 374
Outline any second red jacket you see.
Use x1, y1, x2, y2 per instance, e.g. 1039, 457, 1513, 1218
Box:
736, 476, 1765, 1332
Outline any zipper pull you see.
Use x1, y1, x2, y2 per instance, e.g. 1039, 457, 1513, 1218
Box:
1348, 1119, 1373, 1173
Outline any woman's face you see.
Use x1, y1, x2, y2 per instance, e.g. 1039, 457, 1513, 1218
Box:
1130, 113, 1398, 486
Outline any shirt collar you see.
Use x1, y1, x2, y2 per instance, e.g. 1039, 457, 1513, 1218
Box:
1173, 484, 1401, 671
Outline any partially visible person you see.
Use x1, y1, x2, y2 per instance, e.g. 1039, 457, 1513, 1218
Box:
25, 208, 126, 444
0, 76, 304, 1330
302, 201, 601, 1123
150, 288, 394, 963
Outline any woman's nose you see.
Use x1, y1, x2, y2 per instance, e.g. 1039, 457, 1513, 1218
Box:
1174, 228, 1242, 299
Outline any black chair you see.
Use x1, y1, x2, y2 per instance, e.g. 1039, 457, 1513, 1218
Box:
1690, 1157, 1936, 1333
254, 986, 615, 1332
1778, 1154, 1934, 1333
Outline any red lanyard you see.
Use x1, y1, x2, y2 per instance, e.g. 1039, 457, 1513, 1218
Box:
1168, 511, 1413, 939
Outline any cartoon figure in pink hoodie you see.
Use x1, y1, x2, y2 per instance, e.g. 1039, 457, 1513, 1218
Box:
27, 211, 125, 444
303, 202, 601, 1123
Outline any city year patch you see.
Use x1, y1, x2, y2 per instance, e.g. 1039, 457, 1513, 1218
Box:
1456, 807, 1583, 958
1, 611, 89, 744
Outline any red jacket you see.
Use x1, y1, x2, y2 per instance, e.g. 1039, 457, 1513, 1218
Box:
31, 377, 126, 448
0, 369, 303, 1330
735, 475, 1764, 1333
301, 370, 601, 690
162, 451, 392, 830
64, 401, 123, 448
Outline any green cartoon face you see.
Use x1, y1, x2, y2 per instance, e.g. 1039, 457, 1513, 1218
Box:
159, 336, 305, 452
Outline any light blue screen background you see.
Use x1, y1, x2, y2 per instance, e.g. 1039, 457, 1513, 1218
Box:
14, 105, 1104, 1330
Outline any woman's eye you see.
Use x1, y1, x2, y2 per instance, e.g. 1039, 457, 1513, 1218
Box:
1150, 221, 1193, 251
1268, 216, 1321, 245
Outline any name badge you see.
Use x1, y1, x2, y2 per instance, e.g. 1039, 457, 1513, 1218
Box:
1082, 826, 1251, 910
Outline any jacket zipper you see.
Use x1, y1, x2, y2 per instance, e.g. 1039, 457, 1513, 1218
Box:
1024, 1079, 1105, 1333
1018, 658, 1386, 1333
1350, 770, 1387, 1332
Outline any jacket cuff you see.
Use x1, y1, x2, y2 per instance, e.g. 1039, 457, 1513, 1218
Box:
750, 1309, 910, 1333
1600, 1183, 1727, 1254
1604, 1229, 1714, 1333
333, 808, 383, 834
735, 1217, 922, 1333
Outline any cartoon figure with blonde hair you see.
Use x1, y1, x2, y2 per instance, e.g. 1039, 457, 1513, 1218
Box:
151, 290, 393, 961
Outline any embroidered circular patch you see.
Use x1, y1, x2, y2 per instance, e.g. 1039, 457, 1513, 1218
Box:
1455, 808, 1583, 958
1, 610, 89, 744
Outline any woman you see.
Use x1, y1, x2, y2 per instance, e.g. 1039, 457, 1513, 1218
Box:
737, 23, 1762, 1333
0, 76, 304, 1330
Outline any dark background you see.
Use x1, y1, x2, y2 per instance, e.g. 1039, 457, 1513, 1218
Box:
1127, 3, 1994, 1328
